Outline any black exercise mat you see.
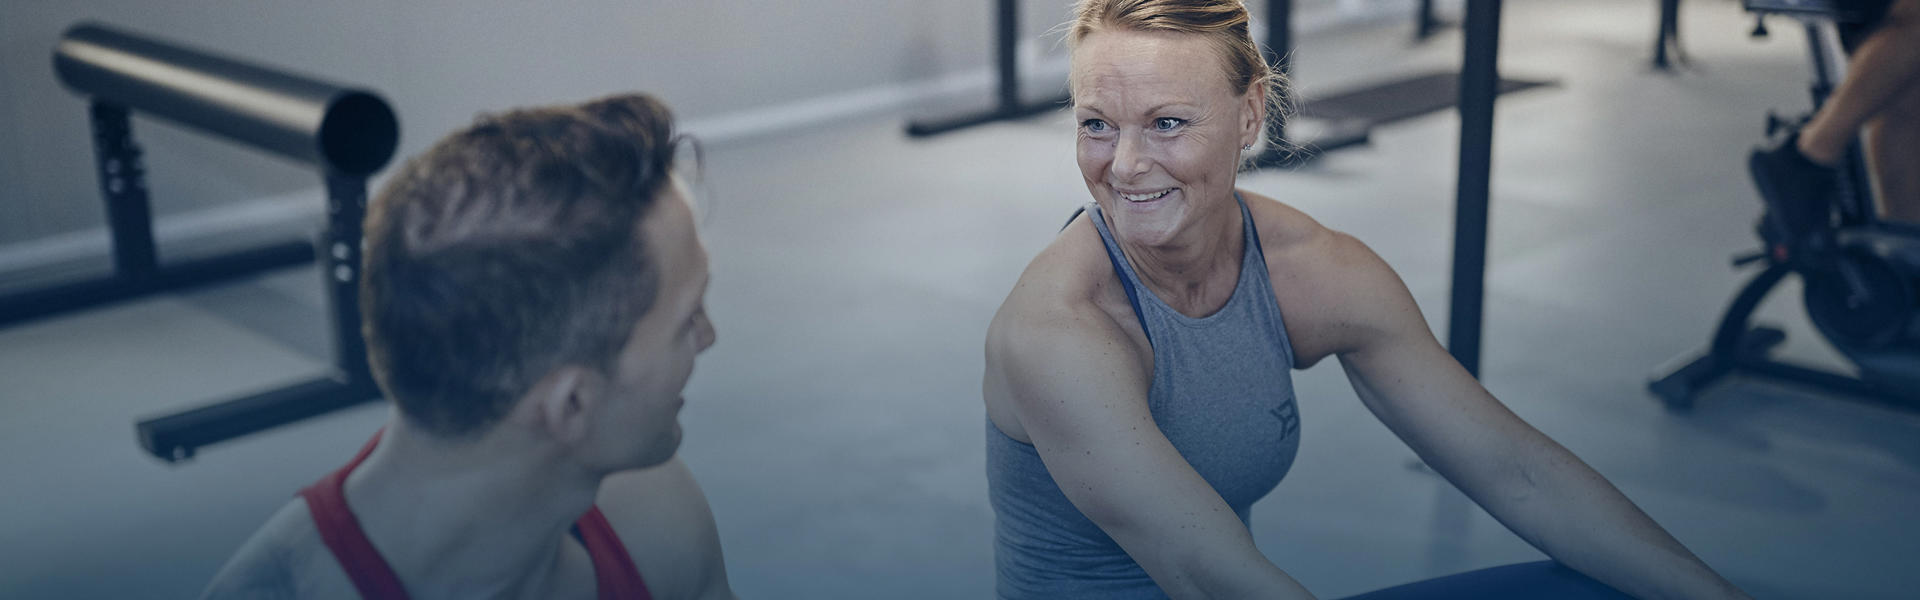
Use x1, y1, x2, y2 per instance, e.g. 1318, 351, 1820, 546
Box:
1297, 71, 1554, 126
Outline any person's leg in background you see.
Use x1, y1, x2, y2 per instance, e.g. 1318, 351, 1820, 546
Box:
1796, 0, 1920, 221
1862, 79, 1920, 222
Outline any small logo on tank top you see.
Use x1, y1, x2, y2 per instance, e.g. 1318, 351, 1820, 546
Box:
1268, 399, 1299, 439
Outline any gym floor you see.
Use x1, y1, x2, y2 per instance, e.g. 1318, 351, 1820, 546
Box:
4, 1, 1918, 598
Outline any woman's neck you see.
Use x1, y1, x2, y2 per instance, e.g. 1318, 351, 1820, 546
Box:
1118, 196, 1246, 317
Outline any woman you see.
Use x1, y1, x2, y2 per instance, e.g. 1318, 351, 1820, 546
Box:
981, 1, 1751, 598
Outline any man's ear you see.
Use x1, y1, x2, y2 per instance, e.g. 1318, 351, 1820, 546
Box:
523, 365, 601, 446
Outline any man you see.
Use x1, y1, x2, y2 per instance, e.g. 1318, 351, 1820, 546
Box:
202, 93, 733, 600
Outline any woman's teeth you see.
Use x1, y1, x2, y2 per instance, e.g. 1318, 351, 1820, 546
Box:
1121, 189, 1173, 202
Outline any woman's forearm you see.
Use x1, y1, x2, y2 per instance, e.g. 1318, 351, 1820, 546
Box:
1125, 525, 1317, 600
1476, 435, 1749, 600
1167, 551, 1316, 600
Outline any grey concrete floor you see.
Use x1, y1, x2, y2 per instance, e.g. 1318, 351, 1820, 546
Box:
5, 1, 1920, 598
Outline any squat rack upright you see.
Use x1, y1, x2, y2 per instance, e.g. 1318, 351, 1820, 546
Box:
44, 22, 399, 462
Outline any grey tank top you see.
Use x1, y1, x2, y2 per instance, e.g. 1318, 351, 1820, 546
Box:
987, 193, 1304, 599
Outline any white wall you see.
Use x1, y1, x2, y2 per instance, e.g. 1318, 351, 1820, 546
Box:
0, 0, 1093, 245
0, 0, 1398, 258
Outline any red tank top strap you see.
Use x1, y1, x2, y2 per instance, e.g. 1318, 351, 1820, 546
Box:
574, 506, 653, 600
300, 429, 651, 599
300, 429, 412, 600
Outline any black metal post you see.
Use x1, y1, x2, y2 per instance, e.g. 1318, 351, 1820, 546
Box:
1417, 0, 1441, 40
322, 172, 373, 384
905, 0, 1070, 137
1806, 22, 1836, 108
89, 102, 158, 277
1653, 0, 1683, 70
996, 0, 1020, 112
1448, 0, 1502, 377
1266, 0, 1293, 147
1248, 0, 1370, 169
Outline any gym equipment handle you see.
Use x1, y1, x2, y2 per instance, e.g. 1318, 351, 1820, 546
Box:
53, 22, 398, 176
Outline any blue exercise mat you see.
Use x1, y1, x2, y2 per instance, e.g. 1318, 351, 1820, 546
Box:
1339, 561, 1631, 600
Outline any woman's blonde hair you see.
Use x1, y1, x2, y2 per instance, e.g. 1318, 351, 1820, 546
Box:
1068, 0, 1291, 153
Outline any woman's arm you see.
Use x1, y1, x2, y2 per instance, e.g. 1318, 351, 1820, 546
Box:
1305, 232, 1748, 600
987, 297, 1316, 600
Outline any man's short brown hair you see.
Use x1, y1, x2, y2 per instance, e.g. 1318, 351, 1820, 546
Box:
360, 93, 681, 437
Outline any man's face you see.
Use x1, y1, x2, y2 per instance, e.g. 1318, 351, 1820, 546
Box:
599, 177, 715, 468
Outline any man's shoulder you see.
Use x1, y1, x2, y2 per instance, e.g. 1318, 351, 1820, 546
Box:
201, 498, 351, 600
597, 458, 729, 599
597, 458, 712, 528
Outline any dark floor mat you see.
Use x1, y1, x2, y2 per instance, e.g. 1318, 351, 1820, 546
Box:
1298, 71, 1555, 126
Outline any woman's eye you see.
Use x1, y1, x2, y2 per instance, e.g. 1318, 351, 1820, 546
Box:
1081, 119, 1110, 133
1154, 117, 1185, 131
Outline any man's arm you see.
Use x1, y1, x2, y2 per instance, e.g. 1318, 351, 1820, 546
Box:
599, 457, 735, 600
987, 299, 1315, 600
200, 505, 302, 600
201, 554, 295, 600
1309, 232, 1748, 600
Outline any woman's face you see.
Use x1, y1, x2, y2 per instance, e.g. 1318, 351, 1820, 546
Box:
1071, 28, 1262, 247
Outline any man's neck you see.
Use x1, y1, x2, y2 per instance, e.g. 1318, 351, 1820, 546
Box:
341, 418, 603, 599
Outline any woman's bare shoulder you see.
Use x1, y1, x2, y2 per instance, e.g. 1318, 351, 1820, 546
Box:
1239, 189, 1338, 255
1240, 189, 1416, 366
990, 213, 1136, 332
985, 212, 1154, 437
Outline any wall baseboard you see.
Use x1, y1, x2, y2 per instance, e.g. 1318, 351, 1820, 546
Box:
680, 0, 1442, 145
0, 189, 323, 278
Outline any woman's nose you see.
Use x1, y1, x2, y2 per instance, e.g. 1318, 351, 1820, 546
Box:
1109, 132, 1150, 181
